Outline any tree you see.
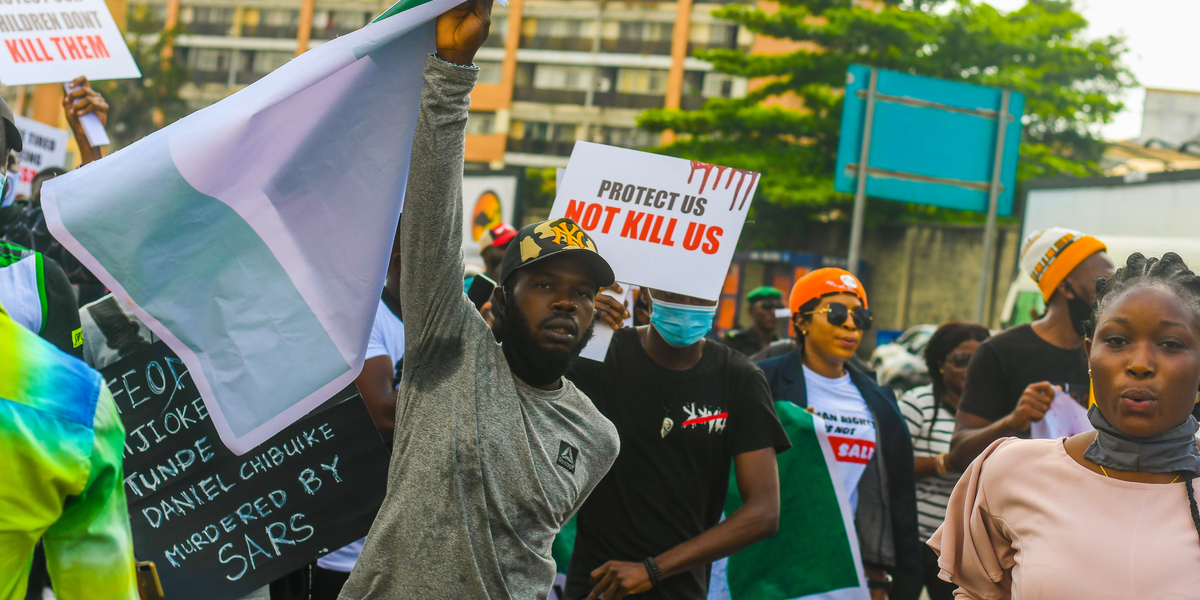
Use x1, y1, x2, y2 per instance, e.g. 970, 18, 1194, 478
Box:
96, 4, 190, 149
638, 0, 1134, 248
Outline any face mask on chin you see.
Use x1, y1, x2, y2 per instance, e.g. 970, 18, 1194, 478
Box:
649, 294, 718, 348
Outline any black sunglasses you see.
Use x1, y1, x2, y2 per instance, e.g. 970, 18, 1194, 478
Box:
944, 352, 973, 368
805, 302, 872, 332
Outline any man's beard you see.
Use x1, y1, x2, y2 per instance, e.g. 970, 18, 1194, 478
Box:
498, 304, 595, 387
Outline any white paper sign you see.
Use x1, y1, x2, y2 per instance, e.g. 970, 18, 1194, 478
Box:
1030, 389, 1094, 440
0, 0, 141, 86
579, 282, 630, 362
14, 115, 68, 198
461, 174, 517, 266
550, 142, 760, 301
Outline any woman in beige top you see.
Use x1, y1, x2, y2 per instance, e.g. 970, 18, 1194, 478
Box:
930, 252, 1200, 600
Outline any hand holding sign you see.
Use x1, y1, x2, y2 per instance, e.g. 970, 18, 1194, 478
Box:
63, 76, 110, 157
549, 143, 760, 302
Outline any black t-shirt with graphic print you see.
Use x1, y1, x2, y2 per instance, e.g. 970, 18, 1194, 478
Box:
959, 323, 1090, 436
565, 327, 791, 600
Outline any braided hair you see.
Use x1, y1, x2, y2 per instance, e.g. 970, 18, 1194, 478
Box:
1082, 252, 1200, 545
924, 322, 991, 405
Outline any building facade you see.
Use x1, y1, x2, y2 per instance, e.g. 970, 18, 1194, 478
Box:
120, 0, 754, 169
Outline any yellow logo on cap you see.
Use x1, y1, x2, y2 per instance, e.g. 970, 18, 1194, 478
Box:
535, 221, 596, 252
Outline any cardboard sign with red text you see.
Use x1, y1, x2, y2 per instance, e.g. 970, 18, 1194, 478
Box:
549, 142, 759, 301
14, 115, 68, 198
0, 0, 140, 86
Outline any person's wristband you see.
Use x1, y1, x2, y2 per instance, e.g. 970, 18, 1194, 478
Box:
935, 452, 950, 476
867, 573, 893, 592
642, 556, 663, 588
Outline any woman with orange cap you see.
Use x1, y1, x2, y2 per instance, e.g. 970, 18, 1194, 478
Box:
757, 268, 920, 600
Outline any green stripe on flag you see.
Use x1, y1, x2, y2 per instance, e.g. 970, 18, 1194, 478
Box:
552, 515, 577, 573
373, 0, 437, 23
721, 402, 861, 599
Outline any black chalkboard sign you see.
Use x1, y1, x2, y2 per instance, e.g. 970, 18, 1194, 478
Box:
104, 341, 389, 600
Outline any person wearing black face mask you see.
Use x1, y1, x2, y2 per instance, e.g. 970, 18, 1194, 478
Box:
948, 228, 1115, 471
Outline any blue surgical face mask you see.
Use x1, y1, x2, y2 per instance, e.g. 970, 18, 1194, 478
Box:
649, 294, 718, 348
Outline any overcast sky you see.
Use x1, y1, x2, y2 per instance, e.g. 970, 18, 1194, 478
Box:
985, 0, 1193, 141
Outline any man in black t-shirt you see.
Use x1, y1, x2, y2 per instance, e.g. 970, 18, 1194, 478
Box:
566, 287, 790, 600
949, 228, 1114, 470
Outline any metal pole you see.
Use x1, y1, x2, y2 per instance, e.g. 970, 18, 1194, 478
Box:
847, 68, 877, 276
975, 89, 1011, 324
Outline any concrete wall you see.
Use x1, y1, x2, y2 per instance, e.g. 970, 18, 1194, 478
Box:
859, 223, 1020, 333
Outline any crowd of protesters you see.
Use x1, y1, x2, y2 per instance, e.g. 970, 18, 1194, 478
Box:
3, 1, 1200, 600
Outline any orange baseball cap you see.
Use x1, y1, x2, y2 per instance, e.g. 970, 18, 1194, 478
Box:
789, 268, 868, 315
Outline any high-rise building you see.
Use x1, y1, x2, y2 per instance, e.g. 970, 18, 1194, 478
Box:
124, 0, 755, 169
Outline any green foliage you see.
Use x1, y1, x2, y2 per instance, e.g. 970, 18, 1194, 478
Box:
639, 0, 1134, 241
96, 5, 189, 149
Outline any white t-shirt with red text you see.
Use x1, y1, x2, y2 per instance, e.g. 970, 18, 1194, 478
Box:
803, 364, 877, 512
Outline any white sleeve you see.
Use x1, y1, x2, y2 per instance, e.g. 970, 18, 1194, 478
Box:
365, 303, 391, 361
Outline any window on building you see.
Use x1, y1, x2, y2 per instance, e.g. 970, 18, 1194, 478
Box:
484, 14, 507, 47
619, 21, 673, 41
616, 69, 667, 95
709, 23, 739, 49
477, 61, 503, 84
533, 64, 593, 91
599, 126, 655, 149
701, 73, 747, 98
526, 121, 577, 141
253, 51, 292, 74
467, 112, 497, 135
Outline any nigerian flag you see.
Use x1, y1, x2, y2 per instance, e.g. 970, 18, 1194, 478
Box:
42, 0, 462, 454
548, 402, 868, 600
709, 402, 869, 600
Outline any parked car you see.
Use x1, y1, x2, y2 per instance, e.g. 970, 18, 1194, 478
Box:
871, 324, 936, 393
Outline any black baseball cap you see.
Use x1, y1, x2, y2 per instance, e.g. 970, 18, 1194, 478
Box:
0, 97, 21, 152
499, 218, 615, 288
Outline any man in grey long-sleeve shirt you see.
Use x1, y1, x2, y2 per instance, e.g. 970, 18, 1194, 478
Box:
339, 2, 620, 598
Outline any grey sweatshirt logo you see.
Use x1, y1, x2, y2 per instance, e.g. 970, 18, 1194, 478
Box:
557, 441, 579, 474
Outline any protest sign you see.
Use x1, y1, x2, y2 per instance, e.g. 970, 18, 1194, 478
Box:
105, 341, 389, 600
550, 142, 759, 301
0, 0, 141, 86
14, 116, 68, 198
462, 174, 517, 265
1031, 388, 1093, 440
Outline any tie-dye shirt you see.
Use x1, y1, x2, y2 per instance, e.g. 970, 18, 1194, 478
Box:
0, 302, 137, 600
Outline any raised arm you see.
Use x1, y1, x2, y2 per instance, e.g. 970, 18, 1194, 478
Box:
398, 0, 492, 347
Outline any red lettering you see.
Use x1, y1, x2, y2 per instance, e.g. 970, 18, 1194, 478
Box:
702, 226, 723, 255
580, 203, 602, 230
620, 211, 644, 239
5, 39, 28, 63
638, 212, 653, 241
661, 218, 677, 247
647, 215, 664, 244
49, 36, 67, 60
564, 198, 584, 223
86, 35, 109, 58
682, 222, 704, 251
62, 36, 80, 59
600, 206, 620, 234
35, 38, 54, 61
77, 36, 94, 59
18, 39, 38, 62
